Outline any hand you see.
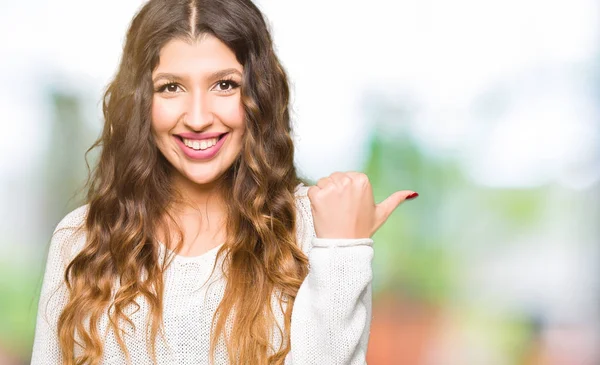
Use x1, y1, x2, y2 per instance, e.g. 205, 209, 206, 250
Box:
307, 172, 418, 239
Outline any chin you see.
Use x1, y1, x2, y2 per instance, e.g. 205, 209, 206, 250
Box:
182, 168, 226, 187
185, 173, 217, 186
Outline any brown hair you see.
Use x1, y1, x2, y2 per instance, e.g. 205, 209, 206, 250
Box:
57, 0, 309, 363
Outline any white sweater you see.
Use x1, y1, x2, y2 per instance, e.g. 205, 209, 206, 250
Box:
31, 184, 373, 364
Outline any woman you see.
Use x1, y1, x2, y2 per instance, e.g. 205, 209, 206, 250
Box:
31, 0, 418, 364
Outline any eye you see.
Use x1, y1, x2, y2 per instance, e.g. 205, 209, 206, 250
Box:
155, 82, 182, 93
213, 79, 240, 93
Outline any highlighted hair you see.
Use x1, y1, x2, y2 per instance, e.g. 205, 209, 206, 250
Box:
57, 0, 309, 363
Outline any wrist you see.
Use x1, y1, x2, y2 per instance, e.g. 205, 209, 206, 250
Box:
311, 237, 373, 248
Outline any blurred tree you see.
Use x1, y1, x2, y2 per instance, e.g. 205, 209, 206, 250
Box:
361, 94, 550, 364
361, 94, 457, 304
42, 88, 98, 234
0, 86, 99, 362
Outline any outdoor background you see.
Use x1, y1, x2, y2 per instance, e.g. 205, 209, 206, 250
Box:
1, 0, 598, 364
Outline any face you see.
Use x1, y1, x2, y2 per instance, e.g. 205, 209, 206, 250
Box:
151, 34, 245, 189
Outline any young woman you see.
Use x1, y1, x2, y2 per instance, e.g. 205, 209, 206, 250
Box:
31, 0, 418, 364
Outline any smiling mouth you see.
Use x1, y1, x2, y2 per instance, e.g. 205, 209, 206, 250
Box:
177, 133, 228, 151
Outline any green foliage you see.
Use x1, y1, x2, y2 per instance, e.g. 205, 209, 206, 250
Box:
43, 89, 98, 235
479, 188, 546, 229
0, 86, 98, 361
364, 127, 458, 305
0, 257, 41, 358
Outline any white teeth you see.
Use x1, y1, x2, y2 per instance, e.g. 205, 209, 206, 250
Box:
182, 137, 218, 151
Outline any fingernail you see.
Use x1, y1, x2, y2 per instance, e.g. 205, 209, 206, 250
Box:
406, 192, 419, 200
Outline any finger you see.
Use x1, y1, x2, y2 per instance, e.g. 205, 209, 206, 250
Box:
329, 171, 352, 187
307, 185, 319, 204
316, 177, 332, 190
375, 190, 418, 226
346, 171, 370, 187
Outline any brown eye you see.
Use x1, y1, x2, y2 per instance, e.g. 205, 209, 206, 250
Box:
214, 80, 240, 93
156, 82, 182, 93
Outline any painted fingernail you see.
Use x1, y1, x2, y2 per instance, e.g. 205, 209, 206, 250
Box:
406, 192, 419, 200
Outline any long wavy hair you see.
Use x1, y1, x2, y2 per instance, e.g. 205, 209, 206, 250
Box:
56, 0, 309, 364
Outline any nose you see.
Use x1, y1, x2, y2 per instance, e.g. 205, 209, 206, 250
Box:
183, 92, 214, 130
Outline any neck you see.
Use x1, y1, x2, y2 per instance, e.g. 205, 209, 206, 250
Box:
169, 170, 228, 221
158, 171, 228, 253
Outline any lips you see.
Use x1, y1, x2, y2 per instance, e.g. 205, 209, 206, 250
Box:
173, 132, 229, 160
175, 131, 228, 141
178, 133, 226, 150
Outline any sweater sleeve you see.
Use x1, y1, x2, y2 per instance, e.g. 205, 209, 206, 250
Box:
31, 206, 88, 365
288, 185, 373, 364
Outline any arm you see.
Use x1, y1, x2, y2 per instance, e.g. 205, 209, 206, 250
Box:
290, 238, 373, 365
31, 206, 88, 364
288, 189, 372, 364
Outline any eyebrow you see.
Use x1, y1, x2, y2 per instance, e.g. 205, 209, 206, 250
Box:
152, 68, 243, 83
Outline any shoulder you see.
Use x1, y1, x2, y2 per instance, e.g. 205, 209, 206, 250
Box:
36, 205, 89, 328
53, 204, 89, 234
37, 205, 89, 305
49, 204, 89, 263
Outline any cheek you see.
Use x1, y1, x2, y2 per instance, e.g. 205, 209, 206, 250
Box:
215, 97, 245, 129
151, 98, 179, 133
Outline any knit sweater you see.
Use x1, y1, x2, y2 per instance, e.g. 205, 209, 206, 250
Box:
31, 183, 373, 364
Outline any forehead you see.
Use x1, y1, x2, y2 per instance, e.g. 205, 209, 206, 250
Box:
153, 34, 243, 75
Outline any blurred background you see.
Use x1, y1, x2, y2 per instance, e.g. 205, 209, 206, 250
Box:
1, 0, 598, 364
